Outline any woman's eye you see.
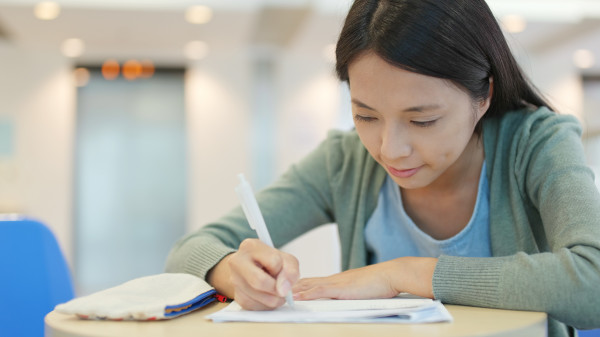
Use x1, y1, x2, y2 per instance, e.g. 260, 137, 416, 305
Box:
353, 115, 376, 122
411, 120, 437, 128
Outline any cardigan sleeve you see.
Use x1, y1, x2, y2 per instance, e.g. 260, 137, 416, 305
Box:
433, 111, 600, 329
165, 131, 345, 281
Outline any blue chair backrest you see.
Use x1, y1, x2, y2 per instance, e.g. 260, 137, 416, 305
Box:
579, 329, 600, 337
0, 217, 74, 337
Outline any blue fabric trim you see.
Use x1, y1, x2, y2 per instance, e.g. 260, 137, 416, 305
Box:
164, 289, 218, 317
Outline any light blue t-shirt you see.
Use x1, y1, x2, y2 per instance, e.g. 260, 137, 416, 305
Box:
365, 161, 492, 264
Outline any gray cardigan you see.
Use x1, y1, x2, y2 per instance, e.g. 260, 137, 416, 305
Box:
166, 107, 600, 337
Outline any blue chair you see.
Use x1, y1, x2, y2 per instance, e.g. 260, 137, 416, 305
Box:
579, 329, 600, 337
0, 217, 74, 337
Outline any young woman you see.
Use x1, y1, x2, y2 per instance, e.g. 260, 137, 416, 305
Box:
166, 1, 600, 336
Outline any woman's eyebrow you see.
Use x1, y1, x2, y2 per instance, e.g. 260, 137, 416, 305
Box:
351, 98, 441, 113
403, 104, 442, 113
351, 99, 376, 110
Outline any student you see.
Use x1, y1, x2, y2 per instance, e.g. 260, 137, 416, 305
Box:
166, 0, 600, 336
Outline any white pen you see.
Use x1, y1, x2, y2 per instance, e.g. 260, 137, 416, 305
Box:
235, 173, 295, 308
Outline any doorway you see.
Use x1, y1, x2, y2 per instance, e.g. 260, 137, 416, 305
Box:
74, 67, 187, 295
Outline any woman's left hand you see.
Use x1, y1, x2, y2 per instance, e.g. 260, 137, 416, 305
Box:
292, 257, 438, 301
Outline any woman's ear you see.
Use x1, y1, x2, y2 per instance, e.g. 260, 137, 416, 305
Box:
478, 77, 494, 117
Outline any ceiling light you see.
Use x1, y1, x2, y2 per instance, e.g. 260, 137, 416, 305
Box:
102, 59, 120, 80
573, 49, 595, 69
139, 60, 155, 79
73, 68, 90, 87
60, 38, 85, 58
122, 60, 142, 81
185, 5, 213, 25
500, 14, 527, 33
34, 1, 61, 21
184, 41, 209, 60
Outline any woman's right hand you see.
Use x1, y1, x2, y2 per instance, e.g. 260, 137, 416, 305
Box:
207, 238, 300, 310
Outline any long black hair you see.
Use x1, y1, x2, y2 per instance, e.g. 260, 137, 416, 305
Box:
336, 0, 553, 127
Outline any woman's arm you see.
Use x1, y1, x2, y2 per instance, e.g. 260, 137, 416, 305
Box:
293, 257, 437, 300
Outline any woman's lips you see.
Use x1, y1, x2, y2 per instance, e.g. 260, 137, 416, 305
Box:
387, 165, 423, 178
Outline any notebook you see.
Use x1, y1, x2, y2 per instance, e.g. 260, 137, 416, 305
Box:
55, 273, 224, 321
207, 294, 453, 324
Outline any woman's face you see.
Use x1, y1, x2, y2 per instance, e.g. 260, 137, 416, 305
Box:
348, 52, 490, 191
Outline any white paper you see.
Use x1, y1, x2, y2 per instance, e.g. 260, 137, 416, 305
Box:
207, 295, 453, 324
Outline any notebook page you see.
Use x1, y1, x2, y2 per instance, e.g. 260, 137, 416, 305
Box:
293, 297, 432, 312
206, 296, 453, 323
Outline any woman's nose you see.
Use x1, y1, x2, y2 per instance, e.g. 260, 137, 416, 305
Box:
380, 127, 412, 161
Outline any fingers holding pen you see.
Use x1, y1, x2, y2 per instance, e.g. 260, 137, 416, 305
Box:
276, 252, 300, 297
238, 239, 300, 289
231, 275, 286, 310
231, 239, 279, 291
229, 239, 300, 310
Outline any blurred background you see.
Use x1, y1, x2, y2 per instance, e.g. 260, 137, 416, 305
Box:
0, 0, 599, 296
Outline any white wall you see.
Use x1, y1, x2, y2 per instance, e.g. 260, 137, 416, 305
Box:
523, 48, 584, 121
0, 42, 76, 265
516, 30, 600, 179
276, 55, 344, 173
185, 52, 252, 232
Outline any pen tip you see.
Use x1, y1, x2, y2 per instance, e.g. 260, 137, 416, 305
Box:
285, 292, 295, 308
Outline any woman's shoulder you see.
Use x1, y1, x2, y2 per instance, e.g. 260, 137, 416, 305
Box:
296, 129, 367, 175
320, 129, 369, 163
483, 106, 586, 179
324, 128, 362, 148
483, 106, 582, 149
486, 106, 581, 136
317, 128, 385, 186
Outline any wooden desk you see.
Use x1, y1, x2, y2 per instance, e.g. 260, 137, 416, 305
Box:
46, 302, 547, 337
